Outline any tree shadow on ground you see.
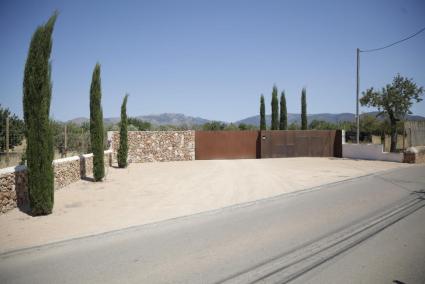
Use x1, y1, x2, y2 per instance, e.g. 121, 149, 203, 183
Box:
80, 176, 96, 182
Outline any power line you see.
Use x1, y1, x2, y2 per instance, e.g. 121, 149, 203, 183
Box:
360, 26, 425, 53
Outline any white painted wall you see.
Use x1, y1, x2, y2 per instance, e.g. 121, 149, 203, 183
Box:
343, 143, 403, 163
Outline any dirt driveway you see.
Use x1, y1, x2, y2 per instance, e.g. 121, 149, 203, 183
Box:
0, 158, 409, 253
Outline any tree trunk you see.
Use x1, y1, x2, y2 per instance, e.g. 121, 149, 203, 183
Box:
390, 120, 397, 153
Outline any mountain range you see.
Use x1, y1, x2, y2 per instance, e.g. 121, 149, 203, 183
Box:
68, 113, 210, 126
68, 112, 425, 127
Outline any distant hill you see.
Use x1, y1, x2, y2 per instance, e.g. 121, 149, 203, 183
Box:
67, 111, 424, 127
236, 112, 425, 127
67, 117, 90, 125
136, 113, 209, 126
67, 113, 209, 126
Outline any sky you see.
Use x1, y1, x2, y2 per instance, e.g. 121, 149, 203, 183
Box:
1, 0, 425, 122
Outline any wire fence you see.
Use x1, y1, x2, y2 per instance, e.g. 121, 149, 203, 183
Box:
0, 121, 95, 169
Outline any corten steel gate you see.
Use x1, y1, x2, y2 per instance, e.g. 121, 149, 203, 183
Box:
195, 130, 342, 160
195, 131, 260, 160
260, 130, 342, 158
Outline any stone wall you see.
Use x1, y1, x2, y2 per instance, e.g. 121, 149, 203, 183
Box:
110, 131, 195, 163
404, 146, 425, 164
0, 150, 112, 214
0, 166, 28, 214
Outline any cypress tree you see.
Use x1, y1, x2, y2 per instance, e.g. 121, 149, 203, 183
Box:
117, 94, 129, 168
23, 12, 57, 216
271, 85, 279, 130
301, 88, 307, 130
90, 64, 105, 181
260, 95, 266, 130
279, 91, 287, 130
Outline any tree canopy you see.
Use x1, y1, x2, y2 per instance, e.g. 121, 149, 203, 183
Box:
23, 12, 57, 215
360, 74, 423, 151
89, 63, 105, 181
271, 86, 279, 130
301, 88, 307, 130
360, 74, 423, 121
260, 95, 266, 130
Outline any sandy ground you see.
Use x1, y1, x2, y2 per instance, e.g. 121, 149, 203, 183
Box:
0, 158, 409, 253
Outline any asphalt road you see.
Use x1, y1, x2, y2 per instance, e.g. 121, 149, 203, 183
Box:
1, 165, 424, 284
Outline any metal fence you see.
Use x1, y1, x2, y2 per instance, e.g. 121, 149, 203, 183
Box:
195, 130, 342, 160
0, 117, 25, 169
195, 131, 260, 160
260, 130, 342, 158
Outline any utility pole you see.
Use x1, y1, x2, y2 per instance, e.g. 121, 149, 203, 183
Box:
5, 116, 9, 166
356, 48, 360, 144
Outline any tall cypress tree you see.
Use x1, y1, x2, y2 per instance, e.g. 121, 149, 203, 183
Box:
23, 12, 57, 216
90, 64, 105, 181
260, 95, 266, 130
279, 91, 287, 130
271, 85, 279, 130
301, 88, 307, 130
117, 94, 129, 168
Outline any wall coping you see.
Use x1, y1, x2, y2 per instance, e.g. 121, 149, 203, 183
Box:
342, 143, 404, 162
0, 165, 27, 175
0, 150, 113, 175
108, 130, 194, 134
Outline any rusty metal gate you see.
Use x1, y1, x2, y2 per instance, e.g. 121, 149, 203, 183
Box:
195, 131, 260, 160
260, 130, 342, 158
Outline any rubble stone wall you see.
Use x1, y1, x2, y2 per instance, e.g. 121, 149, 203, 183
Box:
404, 146, 425, 164
0, 150, 112, 214
110, 131, 195, 163
0, 166, 28, 214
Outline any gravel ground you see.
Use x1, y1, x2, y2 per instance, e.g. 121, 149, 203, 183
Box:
0, 157, 409, 253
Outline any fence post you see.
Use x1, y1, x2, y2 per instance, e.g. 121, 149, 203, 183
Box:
81, 128, 85, 154
5, 116, 10, 166
64, 124, 67, 157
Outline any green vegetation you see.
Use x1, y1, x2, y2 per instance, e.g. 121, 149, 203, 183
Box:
308, 120, 338, 130
22, 12, 57, 215
288, 122, 299, 130
89, 63, 105, 181
238, 123, 257, 130
260, 95, 266, 130
51, 121, 90, 156
360, 74, 423, 152
202, 121, 226, 131
279, 91, 287, 130
117, 94, 129, 168
308, 115, 405, 139
0, 105, 25, 151
127, 117, 151, 131
301, 88, 307, 130
202, 121, 257, 131
271, 86, 279, 130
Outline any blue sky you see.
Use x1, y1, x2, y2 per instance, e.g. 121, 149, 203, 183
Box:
1, 0, 425, 122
